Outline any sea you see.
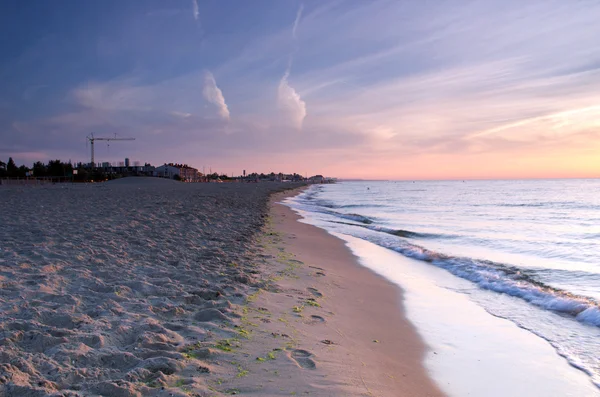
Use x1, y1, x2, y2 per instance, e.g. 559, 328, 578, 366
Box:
284, 179, 600, 396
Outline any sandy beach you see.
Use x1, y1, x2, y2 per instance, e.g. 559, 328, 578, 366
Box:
0, 179, 441, 396
216, 190, 445, 396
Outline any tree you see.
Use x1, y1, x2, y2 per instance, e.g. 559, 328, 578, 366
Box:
6, 157, 17, 177
33, 161, 47, 177
17, 165, 29, 178
48, 160, 66, 176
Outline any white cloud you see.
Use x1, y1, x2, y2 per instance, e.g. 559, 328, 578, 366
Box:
192, 0, 199, 20
292, 4, 304, 39
203, 71, 230, 120
278, 71, 306, 129
170, 111, 192, 118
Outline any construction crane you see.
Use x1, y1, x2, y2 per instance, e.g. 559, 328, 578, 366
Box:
86, 133, 135, 167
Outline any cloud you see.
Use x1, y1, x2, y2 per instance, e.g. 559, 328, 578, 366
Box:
192, 0, 199, 20
170, 111, 192, 118
203, 71, 230, 120
278, 71, 307, 129
292, 4, 304, 39
274, 3, 307, 129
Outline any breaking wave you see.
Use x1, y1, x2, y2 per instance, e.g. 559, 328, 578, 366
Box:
364, 235, 600, 327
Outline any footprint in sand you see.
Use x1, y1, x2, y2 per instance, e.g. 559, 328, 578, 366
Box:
290, 349, 316, 369
307, 287, 323, 298
309, 315, 325, 323
314, 271, 326, 277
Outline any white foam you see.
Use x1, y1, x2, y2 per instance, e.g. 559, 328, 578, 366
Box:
577, 307, 600, 326
337, 234, 599, 397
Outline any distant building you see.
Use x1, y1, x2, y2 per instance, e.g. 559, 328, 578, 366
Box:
155, 164, 180, 179
310, 175, 325, 183
155, 163, 199, 182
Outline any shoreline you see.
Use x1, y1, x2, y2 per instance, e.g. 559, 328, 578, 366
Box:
218, 188, 445, 395
282, 182, 600, 396
270, 190, 445, 396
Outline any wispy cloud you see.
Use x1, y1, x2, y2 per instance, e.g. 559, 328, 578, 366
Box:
278, 71, 306, 129
277, 3, 307, 129
203, 71, 230, 120
192, 0, 199, 20
6, 0, 600, 178
292, 4, 304, 39
170, 111, 192, 119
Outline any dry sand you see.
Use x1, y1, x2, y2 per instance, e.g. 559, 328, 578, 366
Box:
0, 178, 300, 396
0, 179, 443, 396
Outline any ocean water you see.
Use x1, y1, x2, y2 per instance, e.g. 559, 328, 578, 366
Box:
285, 180, 600, 392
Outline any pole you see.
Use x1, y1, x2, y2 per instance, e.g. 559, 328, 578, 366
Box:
91, 139, 95, 168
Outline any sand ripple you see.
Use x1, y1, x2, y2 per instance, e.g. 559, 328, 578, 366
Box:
0, 179, 296, 396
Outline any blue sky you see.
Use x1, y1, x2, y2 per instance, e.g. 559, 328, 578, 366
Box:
2, 0, 600, 178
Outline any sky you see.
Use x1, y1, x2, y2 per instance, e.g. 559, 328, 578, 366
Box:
1, 0, 600, 179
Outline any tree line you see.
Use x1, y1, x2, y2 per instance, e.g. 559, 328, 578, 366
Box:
0, 157, 75, 178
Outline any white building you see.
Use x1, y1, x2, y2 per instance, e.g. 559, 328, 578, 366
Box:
155, 164, 181, 179
155, 163, 199, 182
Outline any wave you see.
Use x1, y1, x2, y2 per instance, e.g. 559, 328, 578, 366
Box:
365, 236, 600, 327
292, 185, 600, 327
373, 225, 455, 239
471, 202, 600, 211
330, 221, 449, 239
335, 203, 387, 209
338, 213, 373, 224
296, 197, 375, 225
498, 203, 548, 208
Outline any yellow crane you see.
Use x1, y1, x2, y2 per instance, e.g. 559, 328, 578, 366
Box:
86, 133, 135, 167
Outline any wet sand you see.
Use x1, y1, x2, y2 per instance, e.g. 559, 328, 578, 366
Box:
217, 189, 445, 396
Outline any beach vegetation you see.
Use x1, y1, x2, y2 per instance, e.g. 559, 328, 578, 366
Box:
305, 299, 320, 307
236, 326, 251, 338
241, 317, 258, 327
215, 338, 239, 352
292, 305, 304, 313
236, 365, 249, 378
246, 288, 263, 303
182, 349, 203, 360
285, 340, 296, 349
256, 350, 277, 362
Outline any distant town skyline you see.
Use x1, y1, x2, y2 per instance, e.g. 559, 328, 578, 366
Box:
2, 1, 600, 179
